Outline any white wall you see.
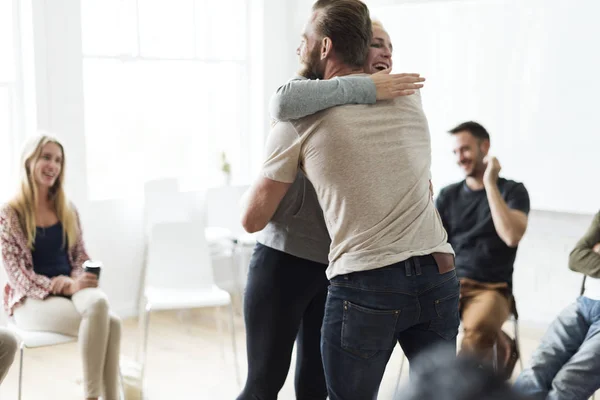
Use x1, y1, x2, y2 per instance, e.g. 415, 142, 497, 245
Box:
25, 0, 600, 328
374, 0, 600, 215
18, 0, 302, 318
513, 210, 594, 329
269, 0, 600, 329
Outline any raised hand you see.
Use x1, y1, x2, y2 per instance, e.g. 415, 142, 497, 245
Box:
483, 155, 501, 187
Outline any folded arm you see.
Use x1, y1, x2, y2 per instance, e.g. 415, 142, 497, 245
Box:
269, 75, 376, 121
269, 72, 425, 121
569, 211, 600, 277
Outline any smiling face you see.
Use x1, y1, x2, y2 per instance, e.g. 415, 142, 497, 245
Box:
452, 131, 488, 178
364, 24, 393, 73
31, 142, 63, 191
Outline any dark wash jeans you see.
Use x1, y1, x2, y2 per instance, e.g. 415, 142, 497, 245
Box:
237, 243, 329, 400
321, 254, 461, 400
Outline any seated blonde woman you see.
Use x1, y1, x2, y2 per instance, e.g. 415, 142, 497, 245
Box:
0, 134, 121, 400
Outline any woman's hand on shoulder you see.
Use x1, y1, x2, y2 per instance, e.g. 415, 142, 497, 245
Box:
370, 70, 425, 100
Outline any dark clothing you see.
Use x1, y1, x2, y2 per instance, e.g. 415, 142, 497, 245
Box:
257, 171, 331, 265
568, 211, 600, 277
237, 243, 329, 400
32, 222, 71, 278
435, 178, 530, 286
321, 255, 460, 400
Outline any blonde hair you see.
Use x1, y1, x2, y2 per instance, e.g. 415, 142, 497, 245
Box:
8, 134, 78, 250
371, 19, 386, 32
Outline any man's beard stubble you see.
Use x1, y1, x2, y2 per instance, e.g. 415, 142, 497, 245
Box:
298, 45, 324, 80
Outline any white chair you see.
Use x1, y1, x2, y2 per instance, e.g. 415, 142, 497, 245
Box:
139, 220, 241, 389
205, 185, 257, 295
143, 178, 200, 232
7, 320, 127, 400
205, 185, 251, 240
7, 320, 76, 400
0, 265, 78, 399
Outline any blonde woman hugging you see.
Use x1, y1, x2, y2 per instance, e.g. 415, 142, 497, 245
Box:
0, 134, 121, 400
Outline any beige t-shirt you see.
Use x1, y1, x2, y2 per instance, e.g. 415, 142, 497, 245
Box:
261, 84, 453, 279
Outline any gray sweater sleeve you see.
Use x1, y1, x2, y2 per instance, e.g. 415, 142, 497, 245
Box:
269, 75, 377, 121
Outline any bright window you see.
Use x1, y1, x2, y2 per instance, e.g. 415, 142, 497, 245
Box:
81, 0, 249, 200
0, 0, 16, 203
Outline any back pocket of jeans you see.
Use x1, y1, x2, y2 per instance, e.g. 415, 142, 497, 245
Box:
429, 292, 460, 340
341, 300, 400, 360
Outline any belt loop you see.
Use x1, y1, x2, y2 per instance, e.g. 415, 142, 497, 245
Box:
414, 257, 422, 276
405, 259, 412, 276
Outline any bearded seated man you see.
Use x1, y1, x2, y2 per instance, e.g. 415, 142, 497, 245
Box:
435, 121, 530, 375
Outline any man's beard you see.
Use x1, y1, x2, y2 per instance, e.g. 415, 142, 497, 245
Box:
465, 167, 478, 178
298, 45, 324, 80
465, 158, 484, 178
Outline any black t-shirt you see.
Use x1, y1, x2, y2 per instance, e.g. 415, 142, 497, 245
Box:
435, 178, 530, 286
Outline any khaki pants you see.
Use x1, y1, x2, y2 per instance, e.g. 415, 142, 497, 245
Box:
459, 278, 511, 358
13, 288, 121, 399
0, 328, 18, 385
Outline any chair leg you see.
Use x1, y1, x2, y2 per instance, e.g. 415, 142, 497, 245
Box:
140, 299, 152, 385
135, 296, 147, 363
395, 354, 406, 399
514, 319, 524, 371
118, 367, 125, 400
230, 241, 243, 314
492, 341, 498, 372
229, 302, 241, 387
18, 343, 24, 400
215, 307, 225, 360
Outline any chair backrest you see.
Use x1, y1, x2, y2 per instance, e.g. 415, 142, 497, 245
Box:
143, 178, 206, 235
144, 220, 216, 291
581, 275, 587, 296
205, 185, 250, 238
143, 178, 182, 233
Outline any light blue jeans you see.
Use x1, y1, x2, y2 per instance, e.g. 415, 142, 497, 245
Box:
514, 296, 600, 400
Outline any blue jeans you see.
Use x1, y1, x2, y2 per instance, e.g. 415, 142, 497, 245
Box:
514, 296, 600, 400
321, 254, 460, 400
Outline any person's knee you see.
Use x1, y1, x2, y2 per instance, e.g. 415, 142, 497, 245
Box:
109, 314, 122, 336
461, 321, 498, 350
84, 290, 110, 316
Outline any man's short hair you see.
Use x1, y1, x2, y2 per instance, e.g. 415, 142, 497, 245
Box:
312, 0, 372, 68
448, 121, 491, 141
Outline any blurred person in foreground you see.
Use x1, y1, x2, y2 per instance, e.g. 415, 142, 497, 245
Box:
395, 343, 532, 400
